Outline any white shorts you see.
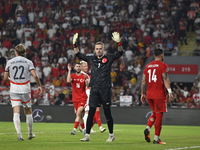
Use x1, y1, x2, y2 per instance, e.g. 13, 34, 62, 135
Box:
85, 104, 89, 111
84, 89, 90, 112
10, 93, 32, 108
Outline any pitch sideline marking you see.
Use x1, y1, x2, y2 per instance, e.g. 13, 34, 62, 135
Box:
165, 146, 200, 150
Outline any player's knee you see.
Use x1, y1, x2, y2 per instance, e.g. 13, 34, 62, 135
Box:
24, 107, 32, 115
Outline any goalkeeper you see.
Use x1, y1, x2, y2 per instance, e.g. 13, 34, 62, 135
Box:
72, 32, 124, 142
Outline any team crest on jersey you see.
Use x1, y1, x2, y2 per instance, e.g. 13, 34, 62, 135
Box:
102, 58, 107, 63
80, 79, 84, 82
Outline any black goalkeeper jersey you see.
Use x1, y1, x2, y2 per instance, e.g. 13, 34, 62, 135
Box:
76, 51, 123, 88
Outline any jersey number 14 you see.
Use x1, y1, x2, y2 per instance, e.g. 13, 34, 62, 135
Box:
148, 69, 157, 83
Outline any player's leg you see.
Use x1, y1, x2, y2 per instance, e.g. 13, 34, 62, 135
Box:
103, 106, 114, 142
72, 105, 85, 135
71, 101, 78, 135
101, 87, 114, 142
78, 108, 85, 133
95, 107, 106, 132
81, 89, 98, 141
81, 106, 96, 141
153, 99, 166, 144
10, 93, 24, 141
83, 105, 89, 130
22, 93, 35, 140
13, 106, 24, 141
83, 89, 91, 131
144, 99, 155, 142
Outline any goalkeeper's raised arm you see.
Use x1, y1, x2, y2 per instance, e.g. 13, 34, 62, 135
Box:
72, 33, 79, 54
112, 32, 123, 51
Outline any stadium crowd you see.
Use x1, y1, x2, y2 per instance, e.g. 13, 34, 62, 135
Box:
0, 0, 199, 108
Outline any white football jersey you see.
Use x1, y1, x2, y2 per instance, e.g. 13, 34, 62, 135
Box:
81, 71, 90, 105
5, 56, 35, 93
81, 71, 90, 83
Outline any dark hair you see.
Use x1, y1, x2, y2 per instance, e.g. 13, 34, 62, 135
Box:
154, 48, 164, 56
75, 62, 81, 65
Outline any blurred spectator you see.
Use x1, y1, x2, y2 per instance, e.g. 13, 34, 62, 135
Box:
0, 44, 8, 57
0, 94, 9, 104
194, 42, 200, 56
174, 82, 189, 98
2, 37, 12, 50
193, 87, 200, 106
187, 8, 196, 32
133, 88, 141, 106
43, 63, 52, 82
52, 76, 61, 87
171, 44, 179, 56
58, 53, 67, 64
32, 93, 39, 105
111, 88, 119, 106
0, 86, 10, 102
179, 17, 188, 45
111, 68, 117, 87
24, 37, 32, 48
195, 26, 200, 43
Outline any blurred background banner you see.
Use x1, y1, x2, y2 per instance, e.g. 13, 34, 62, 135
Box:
1, 105, 200, 126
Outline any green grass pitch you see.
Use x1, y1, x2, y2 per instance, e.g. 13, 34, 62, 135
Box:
0, 122, 200, 150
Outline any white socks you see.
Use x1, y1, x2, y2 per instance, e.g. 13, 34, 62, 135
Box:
154, 135, 159, 141
146, 126, 151, 132
83, 113, 88, 128
26, 114, 33, 134
109, 133, 114, 137
13, 113, 21, 136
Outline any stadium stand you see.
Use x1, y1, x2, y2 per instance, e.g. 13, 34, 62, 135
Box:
0, 0, 199, 108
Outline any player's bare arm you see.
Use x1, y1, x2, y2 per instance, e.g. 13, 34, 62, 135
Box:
73, 33, 79, 54
67, 64, 72, 83
3, 71, 10, 83
30, 70, 42, 95
112, 32, 123, 51
141, 74, 147, 104
84, 74, 89, 88
162, 72, 173, 102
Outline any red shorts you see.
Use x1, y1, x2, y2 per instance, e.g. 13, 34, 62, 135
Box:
73, 100, 86, 113
148, 99, 167, 113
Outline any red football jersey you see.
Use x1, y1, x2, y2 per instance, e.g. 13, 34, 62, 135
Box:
71, 73, 87, 102
143, 60, 168, 100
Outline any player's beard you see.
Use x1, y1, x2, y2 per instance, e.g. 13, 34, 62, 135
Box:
76, 70, 81, 73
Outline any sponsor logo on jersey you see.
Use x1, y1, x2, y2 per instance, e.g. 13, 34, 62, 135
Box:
102, 58, 107, 63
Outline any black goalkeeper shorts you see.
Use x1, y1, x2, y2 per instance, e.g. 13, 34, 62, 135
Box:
89, 86, 112, 108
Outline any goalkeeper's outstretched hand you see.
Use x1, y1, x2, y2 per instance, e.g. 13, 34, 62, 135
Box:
73, 33, 78, 47
112, 32, 120, 43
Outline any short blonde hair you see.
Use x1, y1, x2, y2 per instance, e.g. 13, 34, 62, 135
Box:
95, 41, 104, 49
80, 60, 87, 65
15, 44, 26, 57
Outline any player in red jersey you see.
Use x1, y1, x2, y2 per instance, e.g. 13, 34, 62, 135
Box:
141, 48, 173, 144
67, 62, 88, 135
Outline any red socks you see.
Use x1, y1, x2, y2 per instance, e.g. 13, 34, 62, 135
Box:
80, 123, 85, 129
95, 111, 102, 127
147, 112, 156, 128
154, 113, 163, 136
74, 121, 79, 129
